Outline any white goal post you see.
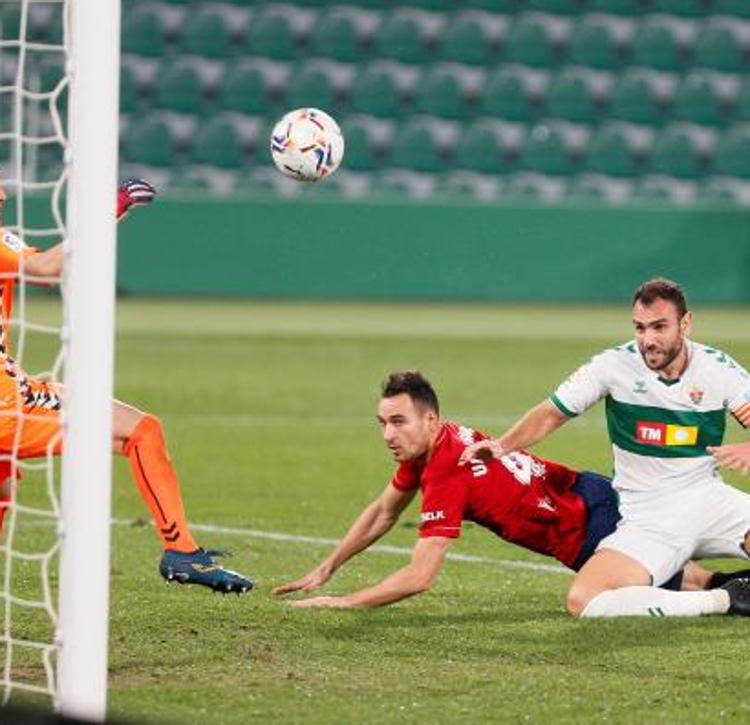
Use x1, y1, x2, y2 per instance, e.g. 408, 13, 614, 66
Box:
57, 0, 120, 719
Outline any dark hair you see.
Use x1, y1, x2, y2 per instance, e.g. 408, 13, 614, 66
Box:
381, 370, 439, 415
632, 278, 688, 318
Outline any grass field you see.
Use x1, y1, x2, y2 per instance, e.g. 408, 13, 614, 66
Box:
4, 299, 750, 723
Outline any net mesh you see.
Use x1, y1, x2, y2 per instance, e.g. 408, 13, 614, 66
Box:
0, 0, 68, 707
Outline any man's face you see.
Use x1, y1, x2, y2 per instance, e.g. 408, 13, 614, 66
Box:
377, 393, 438, 462
633, 298, 691, 372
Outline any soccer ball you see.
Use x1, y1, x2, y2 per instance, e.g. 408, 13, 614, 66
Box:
270, 108, 344, 182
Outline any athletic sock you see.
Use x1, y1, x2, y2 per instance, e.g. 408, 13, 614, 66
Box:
581, 586, 730, 618
124, 415, 198, 553
0, 462, 16, 535
709, 569, 750, 588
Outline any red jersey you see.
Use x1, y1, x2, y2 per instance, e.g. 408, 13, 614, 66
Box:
390, 421, 587, 567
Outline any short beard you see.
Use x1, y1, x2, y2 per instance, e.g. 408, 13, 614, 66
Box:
640, 339, 684, 372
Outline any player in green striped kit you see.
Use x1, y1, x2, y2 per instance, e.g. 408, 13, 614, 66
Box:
460, 278, 750, 617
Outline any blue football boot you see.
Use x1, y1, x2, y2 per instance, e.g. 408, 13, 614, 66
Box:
159, 548, 253, 594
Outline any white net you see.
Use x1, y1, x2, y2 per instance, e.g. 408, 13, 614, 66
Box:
0, 0, 68, 707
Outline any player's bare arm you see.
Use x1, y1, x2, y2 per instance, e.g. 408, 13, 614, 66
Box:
273, 483, 417, 597
458, 399, 569, 465
708, 441, 750, 475
289, 536, 452, 609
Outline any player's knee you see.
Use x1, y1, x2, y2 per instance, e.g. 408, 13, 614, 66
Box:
566, 584, 594, 618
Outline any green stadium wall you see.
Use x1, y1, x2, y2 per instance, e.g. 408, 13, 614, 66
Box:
18, 197, 750, 303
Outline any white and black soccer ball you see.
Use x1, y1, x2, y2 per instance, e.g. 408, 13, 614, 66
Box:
270, 108, 344, 182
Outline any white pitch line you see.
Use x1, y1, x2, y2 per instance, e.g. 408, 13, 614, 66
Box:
112, 518, 570, 576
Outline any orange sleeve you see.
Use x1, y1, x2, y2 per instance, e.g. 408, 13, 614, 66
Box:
0, 230, 37, 278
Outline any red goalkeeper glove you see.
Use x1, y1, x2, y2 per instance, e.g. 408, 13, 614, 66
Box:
116, 178, 156, 220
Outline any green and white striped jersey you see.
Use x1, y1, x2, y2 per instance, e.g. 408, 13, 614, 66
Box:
550, 340, 750, 505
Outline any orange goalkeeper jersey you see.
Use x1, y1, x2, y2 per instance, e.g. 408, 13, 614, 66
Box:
0, 227, 38, 357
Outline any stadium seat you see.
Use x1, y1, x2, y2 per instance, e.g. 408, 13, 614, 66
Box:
545, 68, 612, 124
218, 60, 289, 115
123, 117, 177, 167
285, 63, 338, 114
505, 14, 569, 69
463, 0, 515, 10
713, 124, 750, 177
699, 177, 750, 206
245, 6, 311, 61
434, 171, 503, 202
633, 175, 698, 204
26, 3, 63, 44
586, 121, 653, 177
714, 0, 750, 18
651, 0, 709, 17
122, 8, 166, 57
503, 172, 567, 201
340, 116, 395, 171
631, 17, 695, 71
309, 7, 376, 63
350, 62, 417, 118
438, 12, 506, 66
190, 118, 245, 169
589, 0, 645, 14
693, 22, 745, 73
120, 65, 138, 114
414, 65, 482, 120
527, 0, 583, 14
374, 9, 443, 64
568, 16, 635, 70
520, 121, 587, 175
454, 119, 524, 174
154, 59, 217, 114
481, 66, 548, 122
390, 117, 458, 172
610, 69, 675, 125
650, 124, 716, 179
180, 8, 233, 59
373, 170, 437, 201
673, 71, 736, 127
566, 173, 634, 204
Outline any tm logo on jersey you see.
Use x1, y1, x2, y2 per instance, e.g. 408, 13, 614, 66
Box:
635, 421, 698, 446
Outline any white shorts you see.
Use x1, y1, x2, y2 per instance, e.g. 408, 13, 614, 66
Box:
596, 481, 750, 586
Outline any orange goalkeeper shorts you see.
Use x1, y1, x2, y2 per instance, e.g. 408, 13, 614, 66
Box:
0, 368, 62, 460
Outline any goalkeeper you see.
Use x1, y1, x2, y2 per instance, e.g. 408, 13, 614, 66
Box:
0, 178, 252, 594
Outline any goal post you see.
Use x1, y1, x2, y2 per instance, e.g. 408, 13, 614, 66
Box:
57, 0, 120, 719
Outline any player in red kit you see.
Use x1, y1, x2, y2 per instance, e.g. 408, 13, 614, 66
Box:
274, 371, 746, 609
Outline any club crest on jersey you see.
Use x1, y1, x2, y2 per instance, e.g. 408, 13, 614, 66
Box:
2, 232, 24, 253
687, 385, 704, 405
635, 421, 698, 446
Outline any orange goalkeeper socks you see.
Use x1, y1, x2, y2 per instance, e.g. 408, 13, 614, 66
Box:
124, 415, 198, 553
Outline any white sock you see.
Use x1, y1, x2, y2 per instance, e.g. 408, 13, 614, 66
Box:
581, 586, 730, 618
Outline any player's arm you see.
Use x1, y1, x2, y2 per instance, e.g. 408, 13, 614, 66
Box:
458, 399, 569, 464
707, 369, 750, 474
289, 536, 453, 609
23, 179, 156, 282
273, 482, 418, 597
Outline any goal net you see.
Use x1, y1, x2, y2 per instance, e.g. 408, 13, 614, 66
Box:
0, 0, 119, 718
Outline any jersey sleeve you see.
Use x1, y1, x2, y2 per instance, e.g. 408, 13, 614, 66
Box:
0, 230, 36, 277
550, 349, 612, 418
723, 355, 750, 428
390, 460, 421, 492
418, 475, 467, 540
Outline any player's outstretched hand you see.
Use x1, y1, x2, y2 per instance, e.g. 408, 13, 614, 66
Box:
288, 595, 352, 609
116, 178, 156, 220
273, 563, 333, 597
458, 438, 505, 466
708, 442, 750, 475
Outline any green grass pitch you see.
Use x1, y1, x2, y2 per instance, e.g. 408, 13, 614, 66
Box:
4, 299, 750, 723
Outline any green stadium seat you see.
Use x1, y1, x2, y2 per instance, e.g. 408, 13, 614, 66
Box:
586, 122, 652, 177
390, 118, 457, 172
122, 8, 166, 57
520, 122, 582, 175
631, 18, 692, 71
650, 124, 715, 179
351, 62, 415, 118
568, 16, 633, 70
439, 11, 503, 67
651, 0, 708, 17
566, 174, 634, 204
435, 171, 503, 202
285, 63, 338, 114
714, 0, 750, 18
633, 175, 697, 204
693, 23, 744, 73
504, 172, 567, 201
123, 117, 177, 167
610, 69, 674, 125
590, 0, 644, 15
0, 4, 20, 38
505, 15, 563, 69
27, 3, 63, 44
713, 125, 750, 177
374, 170, 437, 201
120, 65, 138, 114
154, 60, 208, 114
481, 66, 547, 122
735, 78, 750, 121
414, 65, 480, 120
218, 61, 288, 115
190, 118, 244, 169
310, 7, 373, 63
180, 9, 233, 59
545, 68, 611, 124
463, 0, 515, 10
527, 0, 583, 14
374, 10, 439, 64
245, 8, 299, 61
341, 116, 394, 171
455, 119, 522, 174
673, 71, 733, 127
